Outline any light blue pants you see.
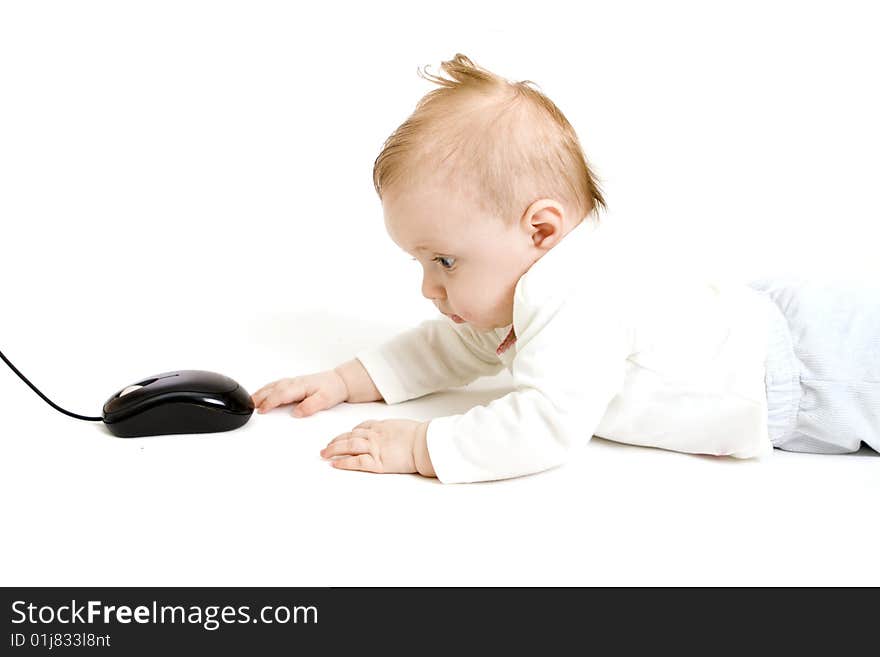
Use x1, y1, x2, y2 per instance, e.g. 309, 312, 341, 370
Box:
748, 278, 880, 454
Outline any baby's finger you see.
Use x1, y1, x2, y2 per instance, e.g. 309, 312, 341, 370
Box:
321, 436, 371, 459
330, 454, 378, 473
326, 428, 371, 445
259, 381, 306, 413
251, 383, 278, 408
254, 388, 277, 412
293, 391, 328, 417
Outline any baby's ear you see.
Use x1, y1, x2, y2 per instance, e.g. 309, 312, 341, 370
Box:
522, 199, 566, 249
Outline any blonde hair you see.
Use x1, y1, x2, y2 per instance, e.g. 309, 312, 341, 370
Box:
372, 54, 606, 223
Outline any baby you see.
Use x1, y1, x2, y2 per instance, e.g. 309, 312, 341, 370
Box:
251, 54, 880, 483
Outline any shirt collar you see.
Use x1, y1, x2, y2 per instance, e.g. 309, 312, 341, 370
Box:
495, 216, 601, 356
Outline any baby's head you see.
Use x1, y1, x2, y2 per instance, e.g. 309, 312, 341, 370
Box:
373, 54, 605, 331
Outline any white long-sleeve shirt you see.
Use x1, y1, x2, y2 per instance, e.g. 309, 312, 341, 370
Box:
355, 217, 773, 483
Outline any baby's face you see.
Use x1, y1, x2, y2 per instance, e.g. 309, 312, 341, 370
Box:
383, 182, 537, 332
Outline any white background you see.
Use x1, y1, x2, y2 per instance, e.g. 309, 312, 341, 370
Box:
1, 0, 877, 586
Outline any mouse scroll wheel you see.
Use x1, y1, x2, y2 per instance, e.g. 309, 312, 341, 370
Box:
119, 384, 144, 397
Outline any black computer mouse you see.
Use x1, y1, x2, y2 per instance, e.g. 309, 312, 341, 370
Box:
102, 370, 255, 438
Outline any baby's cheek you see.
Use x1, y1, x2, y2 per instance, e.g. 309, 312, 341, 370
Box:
454, 280, 510, 325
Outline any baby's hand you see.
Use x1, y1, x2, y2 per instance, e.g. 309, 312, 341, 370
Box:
320, 419, 432, 475
250, 370, 349, 417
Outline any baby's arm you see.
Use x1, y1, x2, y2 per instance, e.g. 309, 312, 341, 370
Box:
334, 358, 383, 403
252, 318, 502, 417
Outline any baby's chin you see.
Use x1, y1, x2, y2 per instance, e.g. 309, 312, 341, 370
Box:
450, 308, 512, 331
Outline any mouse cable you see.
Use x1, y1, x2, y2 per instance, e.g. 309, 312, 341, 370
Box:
0, 347, 103, 422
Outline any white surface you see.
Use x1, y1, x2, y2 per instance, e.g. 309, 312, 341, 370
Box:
1, 0, 878, 586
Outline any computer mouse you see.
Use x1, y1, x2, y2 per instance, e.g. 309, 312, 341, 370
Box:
102, 370, 255, 438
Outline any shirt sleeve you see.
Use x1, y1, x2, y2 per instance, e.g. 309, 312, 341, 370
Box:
354, 317, 507, 405
425, 292, 631, 484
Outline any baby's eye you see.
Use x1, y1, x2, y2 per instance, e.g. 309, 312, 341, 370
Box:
433, 256, 456, 270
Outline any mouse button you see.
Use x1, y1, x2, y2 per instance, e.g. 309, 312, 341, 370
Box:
130, 377, 160, 390
103, 374, 163, 408
103, 387, 152, 416
108, 373, 177, 402
103, 382, 148, 414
